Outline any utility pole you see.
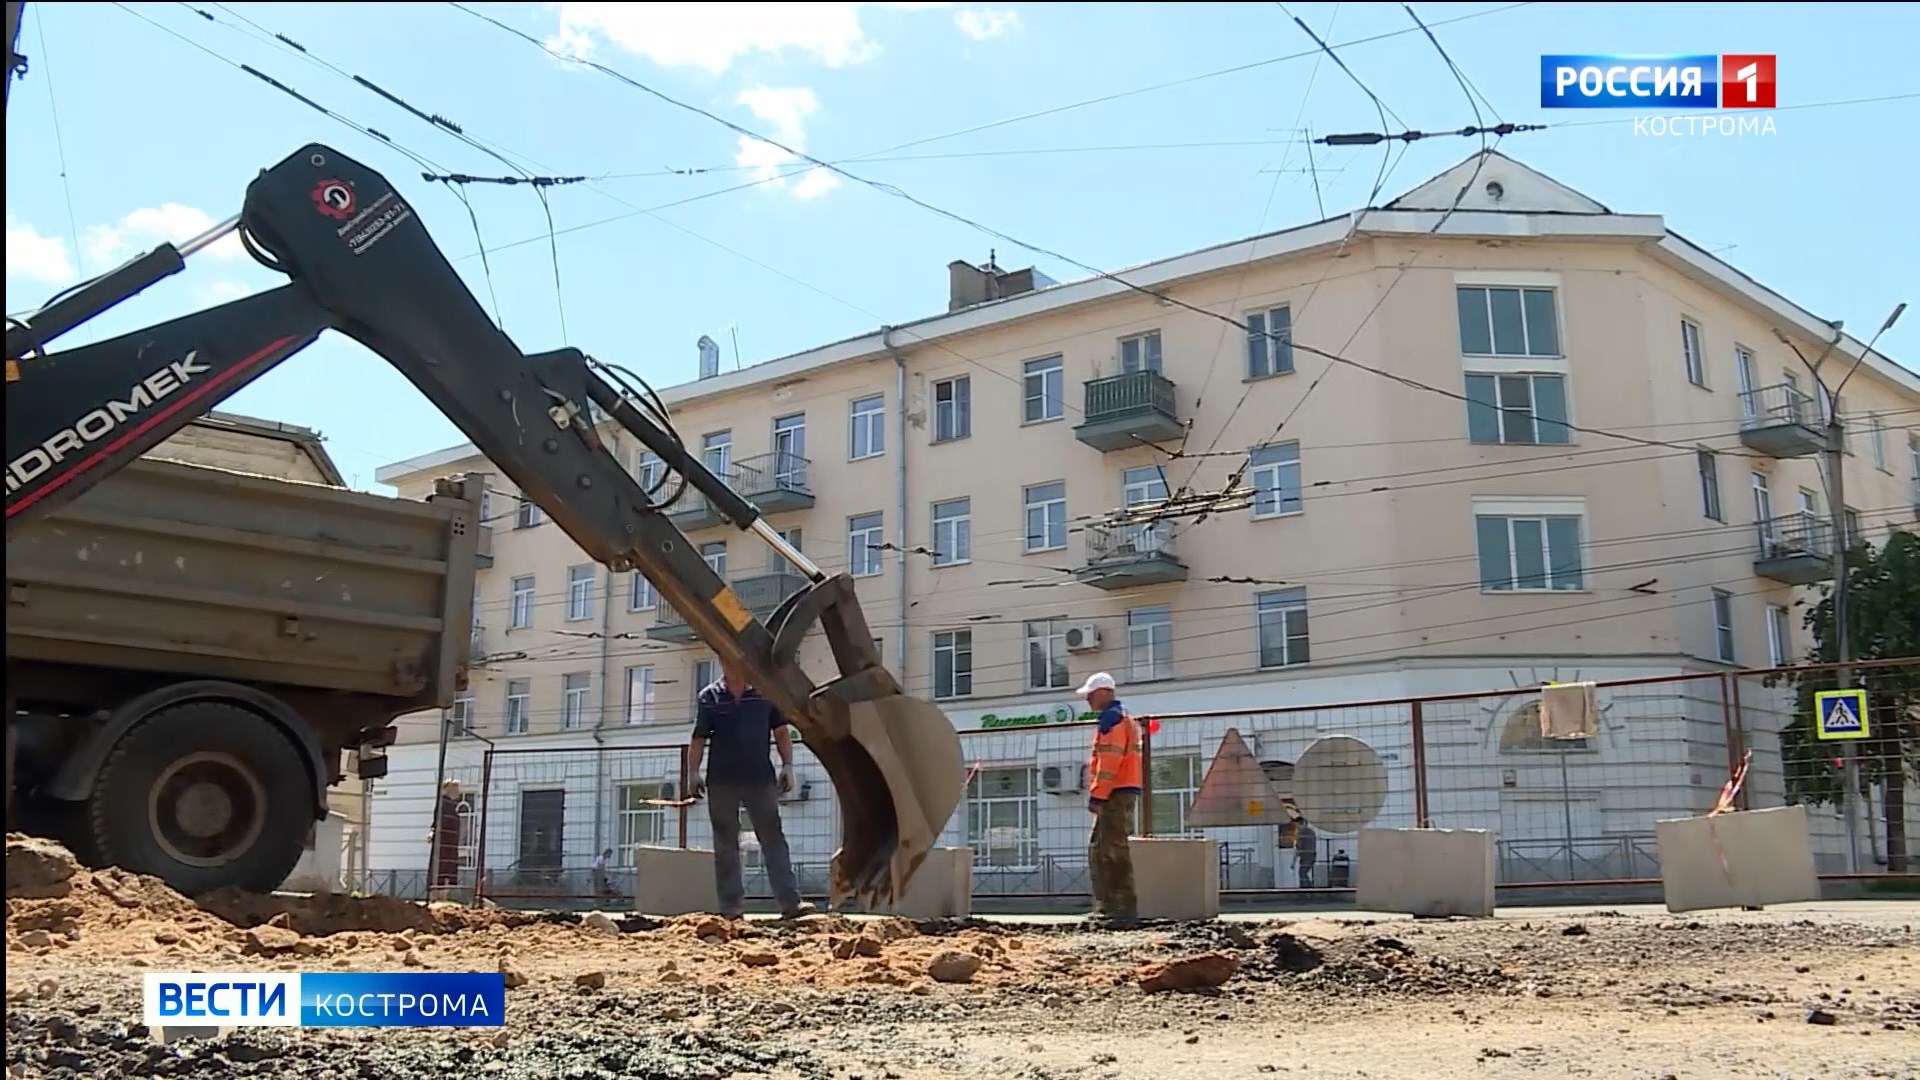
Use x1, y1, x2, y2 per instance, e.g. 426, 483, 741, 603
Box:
1776, 301, 1907, 874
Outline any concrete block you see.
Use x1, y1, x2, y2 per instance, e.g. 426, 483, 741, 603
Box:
1655, 804, 1820, 914
1355, 828, 1495, 918
632, 845, 719, 915
1128, 837, 1219, 921
886, 847, 972, 920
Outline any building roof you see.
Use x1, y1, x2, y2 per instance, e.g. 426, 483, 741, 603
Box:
377, 150, 1913, 485
194, 409, 347, 487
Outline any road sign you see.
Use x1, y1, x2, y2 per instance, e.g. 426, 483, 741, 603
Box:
1813, 688, 1870, 741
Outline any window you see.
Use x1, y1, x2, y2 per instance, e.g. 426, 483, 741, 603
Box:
1121, 465, 1172, 554
1844, 507, 1862, 547
1127, 605, 1172, 682
931, 498, 971, 566
1475, 510, 1585, 591
767, 527, 802, 573
562, 672, 591, 730
1735, 346, 1758, 417
449, 693, 475, 738
850, 394, 886, 459
1456, 285, 1560, 357
702, 430, 731, 475
566, 564, 595, 622
692, 658, 719, 703
504, 679, 530, 735
1256, 588, 1310, 668
1711, 589, 1735, 663
1148, 753, 1202, 837
634, 448, 664, 492
479, 490, 493, 523
1119, 330, 1162, 373
1911, 433, 1920, 484
1464, 373, 1571, 445
847, 512, 886, 577
1766, 603, 1791, 667
1024, 619, 1070, 691
932, 629, 973, 700
1751, 471, 1774, 533
629, 571, 657, 611
700, 541, 727, 578
1869, 414, 1888, 471
513, 495, 542, 529
1246, 305, 1293, 378
1682, 319, 1706, 387
1249, 442, 1303, 518
1023, 481, 1067, 553
615, 783, 669, 864
771, 414, 807, 488
1697, 449, 1723, 521
509, 575, 535, 629
1022, 355, 1064, 423
933, 376, 971, 442
624, 665, 655, 726
966, 767, 1038, 869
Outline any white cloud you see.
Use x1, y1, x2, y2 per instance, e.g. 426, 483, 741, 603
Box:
955, 8, 1018, 40
82, 203, 244, 269
549, 2, 915, 73
5, 215, 75, 285
733, 87, 842, 200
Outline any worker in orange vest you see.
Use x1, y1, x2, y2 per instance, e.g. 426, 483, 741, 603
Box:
1078, 672, 1142, 922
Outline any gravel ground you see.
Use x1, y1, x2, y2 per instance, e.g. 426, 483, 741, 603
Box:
7, 837, 1920, 1079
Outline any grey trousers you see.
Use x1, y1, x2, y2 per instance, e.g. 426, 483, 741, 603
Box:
707, 781, 801, 913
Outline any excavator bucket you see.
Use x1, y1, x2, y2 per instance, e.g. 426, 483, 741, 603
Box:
810, 693, 964, 908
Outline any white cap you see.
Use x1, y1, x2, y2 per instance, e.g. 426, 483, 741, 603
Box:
1074, 672, 1117, 699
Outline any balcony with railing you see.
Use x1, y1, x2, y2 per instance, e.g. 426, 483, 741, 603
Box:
663, 453, 815, 530
647, 571, 811, 643
1074, 521, 1188, 590
1072, 370, 1184, 452
1754, 513, 1835, 586
1737, 383, 1826, 458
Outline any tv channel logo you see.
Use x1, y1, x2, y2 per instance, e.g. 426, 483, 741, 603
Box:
143, 972, 506, 1028
1540, 55, 1776, 110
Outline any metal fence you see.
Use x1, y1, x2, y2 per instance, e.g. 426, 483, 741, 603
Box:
401, 657, 1915, 907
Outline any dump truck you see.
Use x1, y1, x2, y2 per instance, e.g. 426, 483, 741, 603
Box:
5, 455, 481, 894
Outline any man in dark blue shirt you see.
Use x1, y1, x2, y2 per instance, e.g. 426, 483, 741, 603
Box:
690, 661, 812, 919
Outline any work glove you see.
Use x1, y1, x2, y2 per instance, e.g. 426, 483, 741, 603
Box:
1087, 796, 1105, 815
778, 766, 795, 794
692, 777, 708, 801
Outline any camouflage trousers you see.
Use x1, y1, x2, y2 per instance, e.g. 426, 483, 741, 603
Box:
1087, 791, 1138, 917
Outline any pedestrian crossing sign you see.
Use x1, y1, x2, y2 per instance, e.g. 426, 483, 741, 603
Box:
1813, 688, 1870, 741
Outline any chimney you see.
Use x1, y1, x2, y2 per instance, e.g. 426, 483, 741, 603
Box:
947, 254, 1056, 312
696, 335, 721, 380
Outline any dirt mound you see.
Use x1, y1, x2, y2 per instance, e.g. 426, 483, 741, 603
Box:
196, 888, 541, 937
7, 834, 219, 951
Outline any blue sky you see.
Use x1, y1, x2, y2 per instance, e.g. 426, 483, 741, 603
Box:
6, 2, 1915, 490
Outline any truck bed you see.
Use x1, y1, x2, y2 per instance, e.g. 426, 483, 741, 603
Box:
6, 458, 480, 709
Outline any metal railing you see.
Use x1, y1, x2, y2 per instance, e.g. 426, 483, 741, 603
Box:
1739, 382, 1817, 429
1084, 520, 1177, 563
732, 451, 810, 500
1756, 512, 1835, 562
1082, 369, 1177, 424
653, 571, 810, 634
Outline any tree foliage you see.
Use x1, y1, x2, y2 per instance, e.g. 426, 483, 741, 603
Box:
1774, 529, 1920, 808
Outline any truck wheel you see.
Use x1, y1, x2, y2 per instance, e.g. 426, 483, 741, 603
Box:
89, 701, 314, 895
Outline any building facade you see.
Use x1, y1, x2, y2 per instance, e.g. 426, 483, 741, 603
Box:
367, 153, 1919, 898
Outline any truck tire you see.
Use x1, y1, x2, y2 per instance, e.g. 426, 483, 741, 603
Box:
88, 701, 314, 895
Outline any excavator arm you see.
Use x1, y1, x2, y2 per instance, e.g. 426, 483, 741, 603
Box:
4, 142, 962, 906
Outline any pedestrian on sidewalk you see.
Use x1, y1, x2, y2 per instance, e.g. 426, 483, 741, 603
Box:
1079, 672, 1142, 923
689, 660, 815, 920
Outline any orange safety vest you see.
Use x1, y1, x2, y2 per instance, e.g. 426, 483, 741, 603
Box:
1087, 704, 1143, 801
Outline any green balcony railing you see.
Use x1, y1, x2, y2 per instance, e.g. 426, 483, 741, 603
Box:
1083, 369, 1176, 424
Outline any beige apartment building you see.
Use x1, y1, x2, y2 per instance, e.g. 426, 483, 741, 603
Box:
367, 151, 1918, 897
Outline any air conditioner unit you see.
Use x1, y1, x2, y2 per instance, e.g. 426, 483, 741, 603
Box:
1039, 763, 1086, 794
1064, 623, 1102, 652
